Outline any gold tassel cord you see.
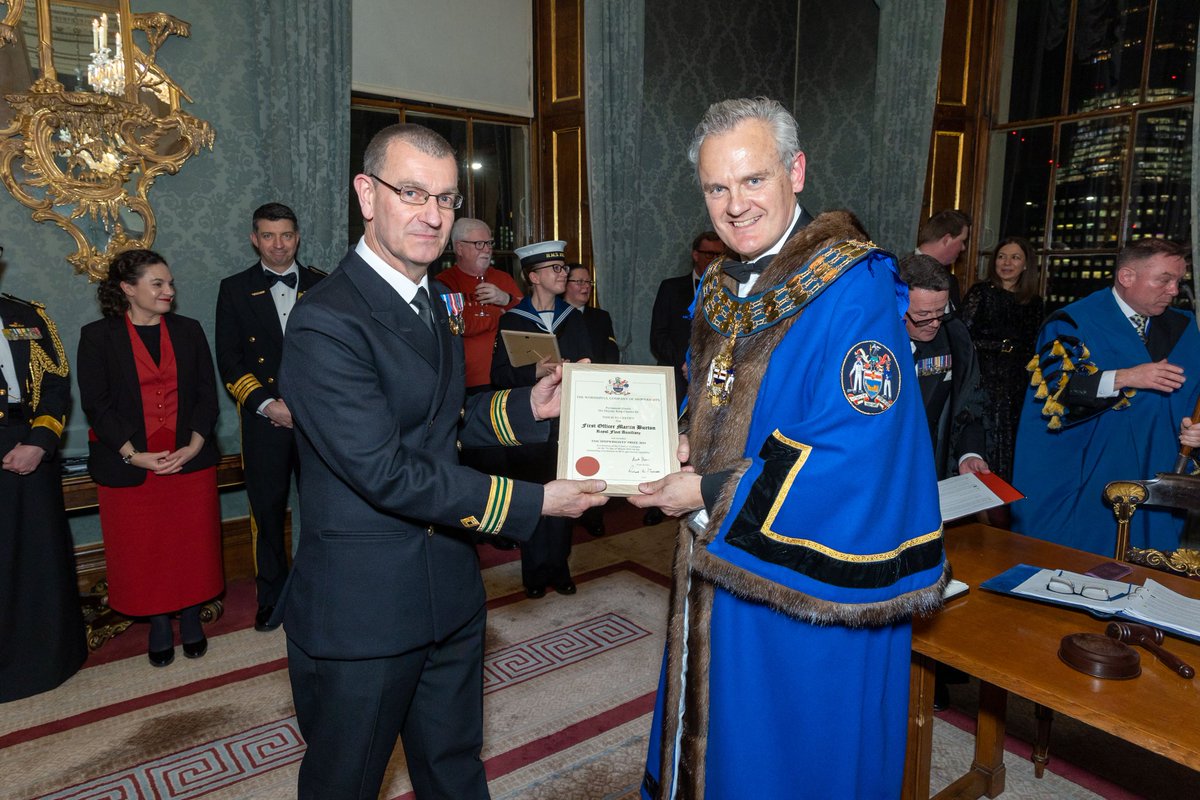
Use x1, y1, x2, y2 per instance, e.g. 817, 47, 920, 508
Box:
28, 306, 70, 409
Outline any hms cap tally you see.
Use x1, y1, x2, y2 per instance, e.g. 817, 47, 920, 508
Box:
514, 240, 567, 270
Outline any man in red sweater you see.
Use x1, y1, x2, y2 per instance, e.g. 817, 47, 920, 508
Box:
437, 218, 522, 390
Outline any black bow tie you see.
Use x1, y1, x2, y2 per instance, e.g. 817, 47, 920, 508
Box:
265, 271, 297, 289
723, 259, 759, 283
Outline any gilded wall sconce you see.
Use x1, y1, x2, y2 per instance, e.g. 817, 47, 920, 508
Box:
0, 0, 214, 280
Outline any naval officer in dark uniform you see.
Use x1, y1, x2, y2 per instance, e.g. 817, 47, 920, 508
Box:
1, 275, 87, 701
215, 203, 325, 630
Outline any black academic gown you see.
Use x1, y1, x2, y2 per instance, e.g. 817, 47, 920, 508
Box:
0, 296, 87, 702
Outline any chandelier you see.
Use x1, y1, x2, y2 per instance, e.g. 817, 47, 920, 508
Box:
88, 12, 125, 96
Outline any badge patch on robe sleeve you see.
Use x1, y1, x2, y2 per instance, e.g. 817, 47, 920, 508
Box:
841, 340, 899, 414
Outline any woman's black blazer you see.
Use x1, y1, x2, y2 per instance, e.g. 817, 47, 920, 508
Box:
77, 313, 220, 488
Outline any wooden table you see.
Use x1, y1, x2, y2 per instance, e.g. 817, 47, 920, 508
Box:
902, 523, 1200, 800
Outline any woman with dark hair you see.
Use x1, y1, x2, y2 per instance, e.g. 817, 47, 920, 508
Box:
77, 249, 223, 667
960, 236, 1045, 481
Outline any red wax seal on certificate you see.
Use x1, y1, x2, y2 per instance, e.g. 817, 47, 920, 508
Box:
575, 456, 600, 476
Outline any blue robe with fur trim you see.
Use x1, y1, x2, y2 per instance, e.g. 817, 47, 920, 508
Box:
643, 226, 945, 800
1011, 288, 1200, 555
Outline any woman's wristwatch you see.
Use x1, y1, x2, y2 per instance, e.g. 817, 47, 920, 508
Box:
122, 448, 139, 465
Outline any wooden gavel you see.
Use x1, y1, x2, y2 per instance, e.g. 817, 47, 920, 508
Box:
1106, 622, 1196, 678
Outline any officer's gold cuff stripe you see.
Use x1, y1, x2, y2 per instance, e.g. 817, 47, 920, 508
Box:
31, 414, 65, 437
479, 475, 513, 533
227, 374, 264, 406
490, 390, 519, 445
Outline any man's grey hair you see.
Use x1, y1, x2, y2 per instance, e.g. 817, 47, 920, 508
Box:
898, 253, 952, 293
362, 123, 454, 177
451, 217, 489, 244
686, 97, 802, 173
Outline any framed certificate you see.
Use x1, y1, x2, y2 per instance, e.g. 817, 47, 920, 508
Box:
558, 364, 680, 496
501, 330, 561, 367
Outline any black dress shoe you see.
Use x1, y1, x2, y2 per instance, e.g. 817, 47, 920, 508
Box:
933, 680, 950, 712
148, 647, 175, 668
643, 508, 665, 526
525, 586, 546, 599
182, 637, 208, 659
255, 605, 280, 632
554, 582, 577, 596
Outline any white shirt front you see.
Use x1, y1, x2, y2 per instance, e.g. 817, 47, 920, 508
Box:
264, 261, 300, 333
0, 313, 22, 402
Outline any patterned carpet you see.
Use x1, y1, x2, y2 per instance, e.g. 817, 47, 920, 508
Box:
0, 505, 1177, 799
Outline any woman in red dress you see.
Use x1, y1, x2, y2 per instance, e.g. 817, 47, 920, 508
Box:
77, 249, 223, 667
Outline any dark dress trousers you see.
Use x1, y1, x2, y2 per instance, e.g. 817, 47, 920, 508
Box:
277, 250, 549, 800
0, 296, 87, 702
215, 262, 325, 608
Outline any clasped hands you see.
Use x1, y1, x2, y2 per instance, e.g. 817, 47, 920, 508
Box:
125, 441, 202, 475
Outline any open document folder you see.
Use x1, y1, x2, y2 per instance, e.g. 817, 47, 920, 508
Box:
938, 471, 1024, 522
981, 565, 1200, 643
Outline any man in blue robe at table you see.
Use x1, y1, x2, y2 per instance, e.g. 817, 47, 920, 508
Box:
1012, 238, 1200, 556
628, 97, 947, 800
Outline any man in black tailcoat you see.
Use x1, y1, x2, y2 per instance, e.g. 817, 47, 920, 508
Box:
215, 202, 325, 631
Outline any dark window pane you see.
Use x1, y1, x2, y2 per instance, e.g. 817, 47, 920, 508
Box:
471, 122, 530, 255
1005, 0, 1069, 122
1068, 0, 1148, 114
1051, 116, 1130, 250
994, 126, 1054, 246
347, 106, 401, 247
1148, 0, 1198, 101
1045, 254, 1116, 311
1126, 106, 1192, 242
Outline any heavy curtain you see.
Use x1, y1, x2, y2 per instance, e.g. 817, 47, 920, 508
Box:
254, 1, 351, 268
584, 0, 645, 356
868, 0, 947, 254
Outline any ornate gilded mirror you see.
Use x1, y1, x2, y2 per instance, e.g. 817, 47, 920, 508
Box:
0, 0, 213, 280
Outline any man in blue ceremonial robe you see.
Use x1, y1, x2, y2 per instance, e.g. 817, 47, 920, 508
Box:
1012, 238, 1200, 555
628, 97, 947, 799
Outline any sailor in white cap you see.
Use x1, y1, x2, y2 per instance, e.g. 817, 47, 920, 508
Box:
491, 239, 594, 598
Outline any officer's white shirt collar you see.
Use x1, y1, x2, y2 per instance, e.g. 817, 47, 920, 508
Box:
356, 237, 429, 304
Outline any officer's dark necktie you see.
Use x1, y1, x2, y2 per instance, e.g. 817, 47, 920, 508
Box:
1130, 313, 1148, 343
412, 286, 435, 334
265, 271, 297, 289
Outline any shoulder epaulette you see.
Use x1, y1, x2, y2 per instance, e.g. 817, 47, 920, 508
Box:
303, 265, 329, 276
1, 292, 43, 308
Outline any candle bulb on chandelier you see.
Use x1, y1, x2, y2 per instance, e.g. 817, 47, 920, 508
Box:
100, 13, 108, 51
92, 18, 99, 53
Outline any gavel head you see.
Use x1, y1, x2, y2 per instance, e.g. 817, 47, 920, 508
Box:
1105, 621, 1165, 645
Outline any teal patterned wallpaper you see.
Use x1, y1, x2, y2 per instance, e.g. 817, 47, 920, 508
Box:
1, 1, 277, 543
